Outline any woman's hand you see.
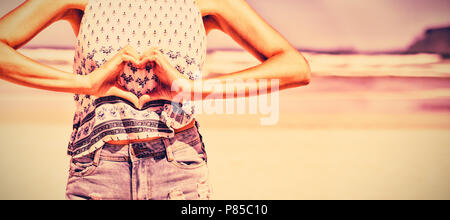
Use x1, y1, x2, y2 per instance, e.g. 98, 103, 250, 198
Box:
85, 46, 191, 109
138, 47, 193, 105
139, 47, 190, 86
86, 45, 142, 108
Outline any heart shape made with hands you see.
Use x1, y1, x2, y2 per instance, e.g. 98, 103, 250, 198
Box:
105, 47, 185, 110
118, 57, 158, 99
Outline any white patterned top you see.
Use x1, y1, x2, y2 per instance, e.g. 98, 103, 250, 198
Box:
69, 0, 207, 157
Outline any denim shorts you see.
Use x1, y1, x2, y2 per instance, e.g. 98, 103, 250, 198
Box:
65, 122, 211, 200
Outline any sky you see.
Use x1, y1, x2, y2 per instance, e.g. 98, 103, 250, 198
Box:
0, 0, 449, 52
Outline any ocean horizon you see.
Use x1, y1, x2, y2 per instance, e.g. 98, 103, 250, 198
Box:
0, 46, 447, 119
16, 46, 450, 78
22, 44, 446, 55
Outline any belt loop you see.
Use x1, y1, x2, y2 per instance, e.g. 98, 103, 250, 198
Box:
128, 143, 136, 163
195, 120, 207, 163
92, 147, 102, 167
163, 138, 174, 162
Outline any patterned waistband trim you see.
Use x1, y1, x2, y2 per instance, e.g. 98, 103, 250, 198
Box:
68, 118, 173, 156
73, 96, 187, 130
94, 96, 174, 110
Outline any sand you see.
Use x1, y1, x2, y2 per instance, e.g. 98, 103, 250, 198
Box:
0, 118, 449, 200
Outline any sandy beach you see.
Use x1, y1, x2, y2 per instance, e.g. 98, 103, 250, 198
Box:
0, 107, 449, 200
0, 49, 449, 199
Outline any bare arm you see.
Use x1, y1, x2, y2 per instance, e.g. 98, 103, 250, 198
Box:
195, 0, 311, 98
0, 0, 90, 93
147, 0, 312, 101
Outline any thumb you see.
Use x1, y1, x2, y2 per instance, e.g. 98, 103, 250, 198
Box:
106, 86, 140, 109
138, 94, 153, 110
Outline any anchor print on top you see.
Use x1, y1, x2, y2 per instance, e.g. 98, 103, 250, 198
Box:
69, 0, 207, 157
74, 0, 207, 99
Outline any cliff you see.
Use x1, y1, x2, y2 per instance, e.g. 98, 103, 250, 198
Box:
407, 26, 450, 58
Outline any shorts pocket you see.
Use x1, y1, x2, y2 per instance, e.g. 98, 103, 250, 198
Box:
69, 148, 102, 177
69, 160, 98, 177
167, 138, 207, 169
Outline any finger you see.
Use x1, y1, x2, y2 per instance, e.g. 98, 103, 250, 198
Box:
145, 48, 163, 61
138, 55, 156, 68
151, 47, 163, 55
103, 46, 138, 68
141, 54, 163, 70
143, 47, 159, 55
104, 51, 133, 71
143, 48, 164, 62
139, 89, 169, 107
105, 52, 125, 68
138, 94, 154, 109
122, 54, 139, 64
123, 52, 140, 64
116, 45, 140, 67
107, 86, 140, 109
122, 45, 140, 59
122, 53, 139, 65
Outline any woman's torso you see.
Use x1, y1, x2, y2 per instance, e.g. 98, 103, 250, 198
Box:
69, 0, 207, 158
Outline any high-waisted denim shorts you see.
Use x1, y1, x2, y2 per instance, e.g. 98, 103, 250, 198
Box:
65, 122, 211, 200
